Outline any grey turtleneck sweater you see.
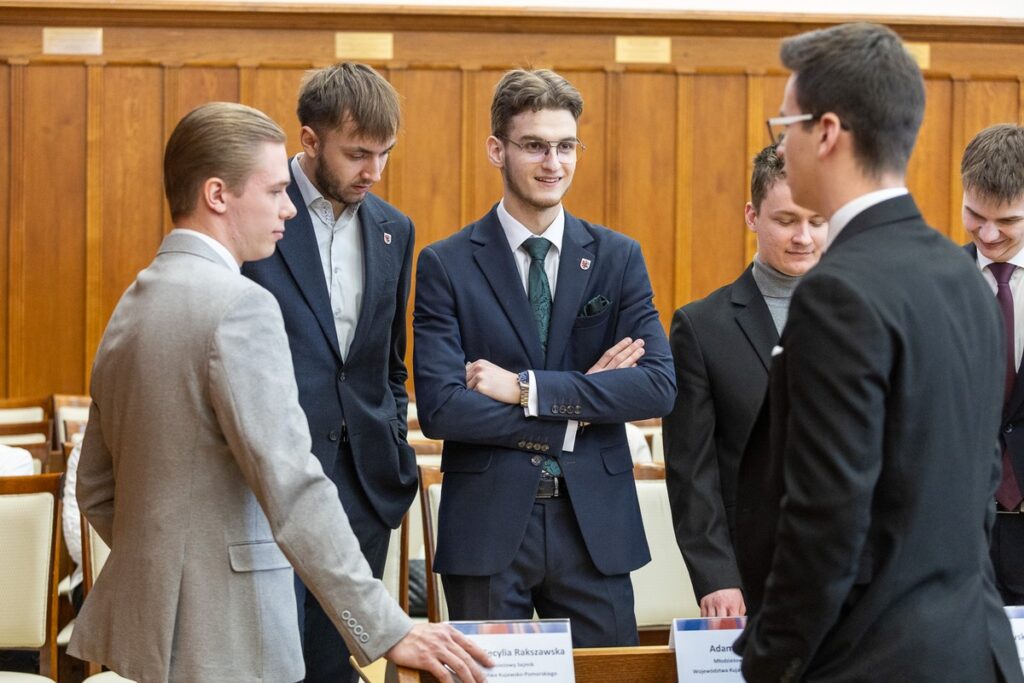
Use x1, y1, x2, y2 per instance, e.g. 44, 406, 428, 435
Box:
751, 254, 803, 334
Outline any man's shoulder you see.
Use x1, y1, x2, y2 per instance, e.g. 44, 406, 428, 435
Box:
363, 192, 413, 229
567, 214, 638, 251
675, 270, 749, 323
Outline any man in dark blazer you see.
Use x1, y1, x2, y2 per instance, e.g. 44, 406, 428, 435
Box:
734, 23, 1023, 682
413, 69, 676, 647
663, 144, 826, 618
242, 63, 417, 683
960, 123, 1024, 606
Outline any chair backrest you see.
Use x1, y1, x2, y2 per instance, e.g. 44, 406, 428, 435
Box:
0, 419, 52, 447
0, 396, 51, 426
632, 475, 701, 628
381, 514, 410, 612
52, 395, 90, 448
0, 473, 63, 678
409, 438, 442, 455
417, 464, 447, 623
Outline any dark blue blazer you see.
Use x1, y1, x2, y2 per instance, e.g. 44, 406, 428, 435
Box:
242, 166, 417, 529
413, 206, 676, 577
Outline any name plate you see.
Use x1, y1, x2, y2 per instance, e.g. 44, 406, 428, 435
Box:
1005, 606, 1024, 673
670, 616, 746, 682
448, 619, 574, 682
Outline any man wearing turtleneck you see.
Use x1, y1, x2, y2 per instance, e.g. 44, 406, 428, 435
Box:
664, 143, 826, 618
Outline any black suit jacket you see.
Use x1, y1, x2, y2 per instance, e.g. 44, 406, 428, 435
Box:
663, 264, 777, 601
735, 195, 1022, 682
242, 167, 418, 529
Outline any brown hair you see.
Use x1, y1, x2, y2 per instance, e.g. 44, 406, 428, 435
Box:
163, 102, 285, 221
750, 143, 786, 211
297, 62, 400, 142
780, 22, 924, 177
961, 124, 1024, 205
490, 69, 583, 138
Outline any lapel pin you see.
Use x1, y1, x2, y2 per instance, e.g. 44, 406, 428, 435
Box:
580, 258, 591, 271
383, 232, 392, 245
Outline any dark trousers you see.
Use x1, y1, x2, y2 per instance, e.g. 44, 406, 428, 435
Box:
442, 496, 638, 648
296, 442, 391, 683
991, 512, 1024, 605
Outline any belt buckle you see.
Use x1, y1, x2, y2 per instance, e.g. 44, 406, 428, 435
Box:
536, 475, 561, 499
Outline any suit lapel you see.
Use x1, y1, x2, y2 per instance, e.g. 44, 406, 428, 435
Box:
277, 171, 343, 361
347, 197, 394, 359
827, 194, 921, 255
732, 265, 779, 372
472, 209, 546, 369
545, 213, 594, 370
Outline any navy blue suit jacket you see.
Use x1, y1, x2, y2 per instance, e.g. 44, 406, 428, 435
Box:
242, 166, 417, 529
413, 206, 676, 577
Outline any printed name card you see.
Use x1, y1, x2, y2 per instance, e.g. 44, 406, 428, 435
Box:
449, 619, 575, 682
670, 616, 746, 682
1005, 606, 1024, 673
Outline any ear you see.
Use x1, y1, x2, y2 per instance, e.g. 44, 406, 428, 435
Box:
486, 135, 505, 169
202, 177, 229, 215
816, 112, 843, 159
300, 125, 320, 159
744, 201, 758, 231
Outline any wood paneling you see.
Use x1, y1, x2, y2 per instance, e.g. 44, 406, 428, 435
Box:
2, 4, 1024, 396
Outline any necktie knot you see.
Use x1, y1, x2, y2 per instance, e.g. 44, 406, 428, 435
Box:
522, 237, 552, 262
990, 261, 1017, 286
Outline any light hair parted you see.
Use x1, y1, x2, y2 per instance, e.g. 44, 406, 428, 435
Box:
961, 124, 1024, 206
491, 69, 583, 138
297, 62, 400, 142
164, 102, 285, 222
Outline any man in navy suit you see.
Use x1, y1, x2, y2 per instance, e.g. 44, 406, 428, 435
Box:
413, 68, 676, 647
243, 63, 417, 683
960, 124, 1024, 606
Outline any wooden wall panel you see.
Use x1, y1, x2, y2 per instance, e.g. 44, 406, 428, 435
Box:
246, 66, 308, 157
562, 69, 607, 227
907, 77, 953, 236
14, 65, 87, 396
173, 67, 240, 121
0, 63, 8, 395
690, 73, 749, 302
461, 68, 506, 224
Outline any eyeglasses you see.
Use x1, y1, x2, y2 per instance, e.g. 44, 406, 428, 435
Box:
499, 136, 585, 161
766, 113, 818, 145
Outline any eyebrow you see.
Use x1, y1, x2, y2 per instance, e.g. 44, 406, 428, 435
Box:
965, 205, 1024, 222
343, 144, 395, 154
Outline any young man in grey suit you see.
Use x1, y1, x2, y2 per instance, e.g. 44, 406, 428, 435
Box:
734, 23, 1022, 682
960, 124, 1024, 606
663, 143, 826, 619
241, 64, 417, 682
69, 102, 489, 683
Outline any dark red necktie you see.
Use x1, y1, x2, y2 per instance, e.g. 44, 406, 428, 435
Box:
990, 261, 1022, 510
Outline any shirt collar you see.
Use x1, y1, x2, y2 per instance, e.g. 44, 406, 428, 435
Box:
497, 199, 565, 254
976, 247, 1024, 271
826, 187, 909, 249
291, 154, 360, 225
170, 228, 240, 272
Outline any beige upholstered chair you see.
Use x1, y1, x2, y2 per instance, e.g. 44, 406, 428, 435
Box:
417, 465, 448, 623
0, 473, 63, 681
0, 397, 50, 427
51, 395, 90, 450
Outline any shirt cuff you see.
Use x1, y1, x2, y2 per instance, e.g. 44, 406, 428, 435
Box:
524, 370, 539, 417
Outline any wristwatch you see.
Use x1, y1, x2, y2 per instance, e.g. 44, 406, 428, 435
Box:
517, 371, 530, 408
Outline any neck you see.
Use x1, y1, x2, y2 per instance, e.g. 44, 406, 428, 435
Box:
174, 218, 242, 265
821, 166, 905, 220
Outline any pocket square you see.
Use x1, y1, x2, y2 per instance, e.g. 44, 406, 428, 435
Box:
581, 295, 611, 317
771, 345, 784, 357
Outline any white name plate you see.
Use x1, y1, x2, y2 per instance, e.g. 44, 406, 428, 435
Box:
1004, 606, 1024, 673
670, 616, 746, 682
448, 619, 574, 682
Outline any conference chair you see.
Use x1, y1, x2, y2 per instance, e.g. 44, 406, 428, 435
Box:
0, 473, 63, 681
417, 465, 447, 623
0, 397, 51, 428
51, 395, 90, 450
0, 422, 52, 449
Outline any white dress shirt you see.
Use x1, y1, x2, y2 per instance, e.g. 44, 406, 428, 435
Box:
292, 154, 364, 361
171, 229, 240, 272
826, 187, 909, 249
977, 250, 1024, 371
496, 200, 577, 452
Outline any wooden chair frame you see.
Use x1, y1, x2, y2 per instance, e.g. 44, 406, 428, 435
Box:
417, 464, 444, 623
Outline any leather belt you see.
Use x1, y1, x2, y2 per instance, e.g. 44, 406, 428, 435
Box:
536, 476, 565, 499
996, 502, 1024, 514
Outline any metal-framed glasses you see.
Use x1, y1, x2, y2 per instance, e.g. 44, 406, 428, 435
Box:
499, 136, 585, 161
765, 113, 818, 145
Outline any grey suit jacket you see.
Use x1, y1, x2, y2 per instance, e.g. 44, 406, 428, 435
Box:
68, 232, 411, 683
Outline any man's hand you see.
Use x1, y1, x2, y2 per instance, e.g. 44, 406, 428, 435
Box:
587, 337, 645, 374
385, 622, 494, 683
466, 359, 519, 405
699, 588, 746, 617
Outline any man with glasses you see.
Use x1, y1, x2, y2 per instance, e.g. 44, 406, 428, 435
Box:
412, 68, 675, 647
734, 23, 1021, 682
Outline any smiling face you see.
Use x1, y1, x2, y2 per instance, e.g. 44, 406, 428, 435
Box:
301, 118, 395, 215
747, 177, 828, 276
964, 188, 1024, 263
487, 107, 578, 232
223, 141, 296, 264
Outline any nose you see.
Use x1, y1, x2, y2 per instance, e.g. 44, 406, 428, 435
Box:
541, 146, 562, 170
977, 221, 1000, 243
792, 222, 813, 245
282, 195, 297, 220
363, 156, 386, 183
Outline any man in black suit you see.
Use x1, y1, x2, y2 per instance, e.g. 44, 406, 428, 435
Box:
663, 143, 826, 618
242, 63, 417, 683
734, 23, 1023, 682
961, 124, 1024, 606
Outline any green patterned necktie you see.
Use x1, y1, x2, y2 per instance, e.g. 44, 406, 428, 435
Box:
522, 237, 552, 354
521, 237, 561, 477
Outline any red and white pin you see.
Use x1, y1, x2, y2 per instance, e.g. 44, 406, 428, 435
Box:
580, 258, 591, 270
383, 232, 392, 245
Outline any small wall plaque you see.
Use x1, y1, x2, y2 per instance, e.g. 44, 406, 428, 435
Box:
905, 42, 931, 69
615, 36, 671, 64
335, 32, 394, 61
43, 27, 103, 56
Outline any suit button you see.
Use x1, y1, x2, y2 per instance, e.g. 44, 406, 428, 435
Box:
531, 455, 542, 466
526, 442, 534, 450
1006, 425, 1014, 434
541, 444, 550, 452
328, 430, 340, 442
574, 406, 582, 415
517, 440, 526, 448
551, 405, 559, 414
337, 370, 346, 382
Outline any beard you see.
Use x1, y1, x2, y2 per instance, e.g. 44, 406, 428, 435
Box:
502, 167, 567, 212
314, 156, 363, 208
